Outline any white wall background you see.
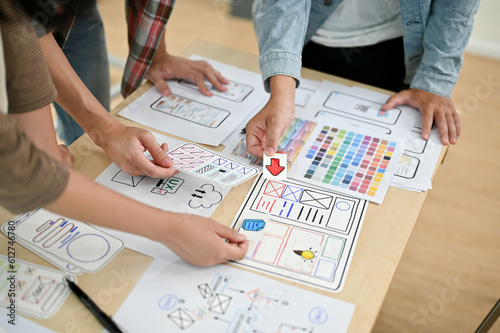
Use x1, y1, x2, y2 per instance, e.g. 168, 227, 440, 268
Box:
466, 0, 500, 60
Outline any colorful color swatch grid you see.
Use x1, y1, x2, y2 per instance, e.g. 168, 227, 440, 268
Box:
167, 143, 259, 186
229, 118, 317, 168
289, 125, 401, 203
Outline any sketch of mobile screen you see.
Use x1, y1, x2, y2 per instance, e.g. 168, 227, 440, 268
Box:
179, 79, 254, 102
323, 91, 401, 125
151, 94, 230, 128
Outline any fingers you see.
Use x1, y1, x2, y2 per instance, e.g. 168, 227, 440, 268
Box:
223, 240, 249, 261
217, 226, 247, 243
190, 61, 228, 95
146, 69, 171, 97
215, 226, 248, 261
420, 108, 434, 141
139, 132, 173, 168
382, 93, 406, 110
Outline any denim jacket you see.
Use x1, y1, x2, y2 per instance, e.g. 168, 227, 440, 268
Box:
253, 0, 480, 97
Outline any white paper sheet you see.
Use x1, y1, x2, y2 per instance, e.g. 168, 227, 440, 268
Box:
118, 55, 269, 146
287, 119, 404, 204
2, 210, 124, 273
230, 174, 367, 292
0, 309, 57, 332
0, 255, 75, 319
113, 258, 355, 333
298, 81, 443, 191
94, 133, 238, 217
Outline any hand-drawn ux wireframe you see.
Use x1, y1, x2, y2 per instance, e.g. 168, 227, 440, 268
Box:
230, 174, 368, 292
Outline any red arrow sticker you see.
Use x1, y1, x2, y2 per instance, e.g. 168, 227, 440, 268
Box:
263, 153, 288, 180
266, 158, 285, 176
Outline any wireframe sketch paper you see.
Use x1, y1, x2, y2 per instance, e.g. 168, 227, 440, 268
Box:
113, 258, 355, 333
0, 255, 75, 319
166, 142, 259, 187
118, 55, 269, 146
297, 81, 443, 191
94, 134, 241, 217
2, 209, 124, 273
230, 174, 367, 292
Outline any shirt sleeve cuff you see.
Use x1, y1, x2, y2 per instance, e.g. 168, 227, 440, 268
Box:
410, 68, 457, 98
259, 52, 302, 93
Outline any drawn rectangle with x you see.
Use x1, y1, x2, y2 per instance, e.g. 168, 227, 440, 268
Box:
281, 185, 303, 202
263, 181, 286, 198
299, 190, 333, 210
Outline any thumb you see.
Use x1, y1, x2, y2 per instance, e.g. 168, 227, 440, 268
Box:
141, 133, 172, 167
216, 225, 247, 244
264, 123, 283, 157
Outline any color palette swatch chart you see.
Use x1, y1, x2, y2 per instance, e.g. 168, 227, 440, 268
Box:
288, 123, 403, 203
167, 143, 259, 187
224, 118, 317, 168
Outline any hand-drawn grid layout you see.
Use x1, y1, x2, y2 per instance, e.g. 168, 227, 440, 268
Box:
0, 255, 75, 319
230, 175, 367, 292
167, 143, 259, 186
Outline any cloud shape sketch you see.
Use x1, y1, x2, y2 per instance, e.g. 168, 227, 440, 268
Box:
188, 184, 223, 209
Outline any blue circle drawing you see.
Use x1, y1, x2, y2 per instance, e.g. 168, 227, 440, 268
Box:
66, 234, 111, 263
309, 307, 328, 325
158, 294, 178, 311
335, 201, 351, 211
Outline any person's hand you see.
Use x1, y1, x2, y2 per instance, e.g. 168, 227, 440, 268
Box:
245, 75, 296, 158
146, 50, 229, 97
164, 213, 249, 266
99, 123, 178, 178
381, 88, 461, 145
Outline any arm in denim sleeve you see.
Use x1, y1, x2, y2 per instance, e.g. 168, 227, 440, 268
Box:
410, 0, 480, 97
253, 0, 311, 92
121, 0, 175, 98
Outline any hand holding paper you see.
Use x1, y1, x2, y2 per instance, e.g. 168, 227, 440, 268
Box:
163, 213, 248, 266
100, 123, 178, 178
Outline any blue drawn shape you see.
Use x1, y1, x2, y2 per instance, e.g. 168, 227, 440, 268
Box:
237, 166, 256, 175
212, 158, 227, 165
335, 200, 352, 211
224, 161, 240, 170
66, 234, 110, 263
377, 108, 389, 117
242, 219, 265, 231
158, 294, 178, 311
211, 274, 231, 293
281, 185, 303, 202
309, 307, 328, 325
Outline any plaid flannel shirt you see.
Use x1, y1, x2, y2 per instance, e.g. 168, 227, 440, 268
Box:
122, 0, 175, 98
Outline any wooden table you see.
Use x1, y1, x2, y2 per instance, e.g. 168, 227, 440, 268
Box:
0, 40, 448, 332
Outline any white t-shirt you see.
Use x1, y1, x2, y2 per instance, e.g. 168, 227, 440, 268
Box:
310, 0, 403, 48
